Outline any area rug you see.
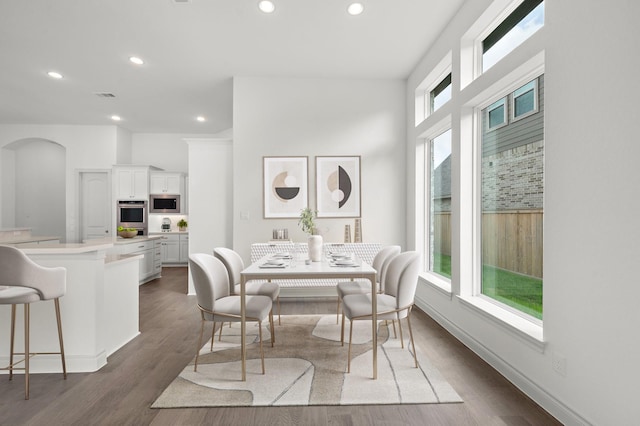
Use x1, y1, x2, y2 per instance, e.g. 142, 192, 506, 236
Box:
151, 315, 462, 408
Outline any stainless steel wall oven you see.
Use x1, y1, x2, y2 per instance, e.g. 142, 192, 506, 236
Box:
117, 200, 147, 235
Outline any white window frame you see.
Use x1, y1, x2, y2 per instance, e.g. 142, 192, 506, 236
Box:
416, 116, 453, 294
472, 69, 545, 327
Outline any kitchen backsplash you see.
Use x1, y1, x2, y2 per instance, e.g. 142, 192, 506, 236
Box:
148, 214, 188, 233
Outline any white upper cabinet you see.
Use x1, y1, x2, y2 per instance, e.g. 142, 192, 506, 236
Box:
150, 172, 184, 194
114, 166, 150, 200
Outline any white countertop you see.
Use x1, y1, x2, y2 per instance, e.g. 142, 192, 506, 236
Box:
148, 231, 189, 235
112, 235, 163, 244
13, 239, 114, 254
0, 235, 60, 244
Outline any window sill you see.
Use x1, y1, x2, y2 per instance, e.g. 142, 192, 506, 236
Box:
457, 295, 546, 353
418, 272, 452, 298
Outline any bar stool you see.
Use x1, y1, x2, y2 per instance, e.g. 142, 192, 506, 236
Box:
0, 245, 67, 399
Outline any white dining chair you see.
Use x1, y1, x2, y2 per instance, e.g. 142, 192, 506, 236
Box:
0, 245, 67, 399
214, 247, 281, 325
335, 245, 401, 323
341, 251, 421, 373
189, 253, 274, 374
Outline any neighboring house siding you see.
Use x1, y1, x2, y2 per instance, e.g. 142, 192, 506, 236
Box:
432, 74, 544, 212
482, 74, 544, 157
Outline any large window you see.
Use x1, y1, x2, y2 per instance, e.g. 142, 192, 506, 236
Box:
480, 76, 544, 320
429, 129, 452, 278
482, 0, 544, 72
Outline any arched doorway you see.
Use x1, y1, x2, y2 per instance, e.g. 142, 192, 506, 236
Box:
1, 138, 66, 241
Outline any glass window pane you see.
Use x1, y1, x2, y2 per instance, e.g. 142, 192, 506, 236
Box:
482, 2, 545, 72
514, 89, 535, 117
430, 73, 452, 113
430, 129, 452, 278
489, 104, 505, 128
480, 84, 544, 319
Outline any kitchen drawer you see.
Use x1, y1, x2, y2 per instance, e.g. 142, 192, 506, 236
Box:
120, 240, 154, 254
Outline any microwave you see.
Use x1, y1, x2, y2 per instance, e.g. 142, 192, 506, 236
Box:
150, 194, 181, 213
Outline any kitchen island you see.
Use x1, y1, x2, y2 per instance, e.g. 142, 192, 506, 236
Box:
0, 239, 142, 373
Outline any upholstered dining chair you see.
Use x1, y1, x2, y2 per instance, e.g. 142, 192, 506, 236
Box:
0, 245, 67, 400
340, 251, 421, 373
189, 253, 274, 374
214, 247, 281, 325
335, 245, 401, 323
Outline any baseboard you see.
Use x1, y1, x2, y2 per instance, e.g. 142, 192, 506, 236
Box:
0, 351, 107, 374
414, 293, 591, 426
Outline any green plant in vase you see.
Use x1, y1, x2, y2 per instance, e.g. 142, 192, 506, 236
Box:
177, 219, 188, 231
299, 207, 322, 261
298, 207, 317, 235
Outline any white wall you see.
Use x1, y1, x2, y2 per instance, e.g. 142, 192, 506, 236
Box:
132, 133, 206, 173
406, 1, 640, 425
0, 125, 119, 242
13, 139, 66, 238
232, 77, 406, 262
186, 137, 233, 294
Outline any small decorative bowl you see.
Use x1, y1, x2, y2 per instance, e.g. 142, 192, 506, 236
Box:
118, 230, 138, 238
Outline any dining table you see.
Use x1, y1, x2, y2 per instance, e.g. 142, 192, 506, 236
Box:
239, 252, 378, 381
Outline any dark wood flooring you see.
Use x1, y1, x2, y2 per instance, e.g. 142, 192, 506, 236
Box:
0, 267, 561, 425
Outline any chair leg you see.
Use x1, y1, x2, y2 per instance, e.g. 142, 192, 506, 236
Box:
336, 297, 341, 324
341, 312, 345, 346
24, 303, 30, 400
258, 321, 265, 374
54, 298, 67, 379
392, 319, 397, 338
218, 320, 224, 341
269, 310, 275, 347
277, 296, 281, 326
194, 319, 206, 372
9, 304, 16, 381
347, 319, 354, 373
210, 322, 216, 351
397, 317, 404, 349
406, 313, 419, 368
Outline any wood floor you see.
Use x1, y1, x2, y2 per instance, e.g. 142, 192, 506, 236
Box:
0, 267, 561, 425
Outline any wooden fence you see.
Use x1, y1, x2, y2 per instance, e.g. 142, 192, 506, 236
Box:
433, 210, 543, 279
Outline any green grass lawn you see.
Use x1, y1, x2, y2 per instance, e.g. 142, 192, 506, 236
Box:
433, 252, 542, 320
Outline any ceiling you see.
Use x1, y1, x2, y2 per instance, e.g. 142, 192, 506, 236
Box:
0, 0, 465, 134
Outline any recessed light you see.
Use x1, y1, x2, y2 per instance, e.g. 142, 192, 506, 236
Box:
258, 1, 275, 13
196, 116, 206, 122
111, 115, 122, 121
347, 3, 364, 16
47, 71, 63, 79
129, 56, 144, 65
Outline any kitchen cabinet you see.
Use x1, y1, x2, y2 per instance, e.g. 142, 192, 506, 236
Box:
116, 237, 162, 284
150, 172, 184, 194
158, 233, 188, 265
160, 234, 180, 264
179, 233, 189, 263
114, 166, 150, 200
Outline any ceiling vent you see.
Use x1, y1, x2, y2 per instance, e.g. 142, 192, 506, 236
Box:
94, 93, 116, 98
173, 0, 191, 3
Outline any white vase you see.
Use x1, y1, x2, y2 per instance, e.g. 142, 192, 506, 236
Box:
308, 234, 323, 262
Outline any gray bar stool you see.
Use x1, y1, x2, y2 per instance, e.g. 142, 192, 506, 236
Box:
0, 245, 67, 399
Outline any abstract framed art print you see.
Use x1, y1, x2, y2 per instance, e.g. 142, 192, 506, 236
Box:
263, 156, 309, 218
315, 156, 361, 218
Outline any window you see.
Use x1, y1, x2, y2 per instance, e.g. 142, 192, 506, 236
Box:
428, 129, 452, 278
511, 79, 537, 120
482, 0, 544, 72
479, 75, 544, 320
487, 98, 507, 130
431, 73, 452, 113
